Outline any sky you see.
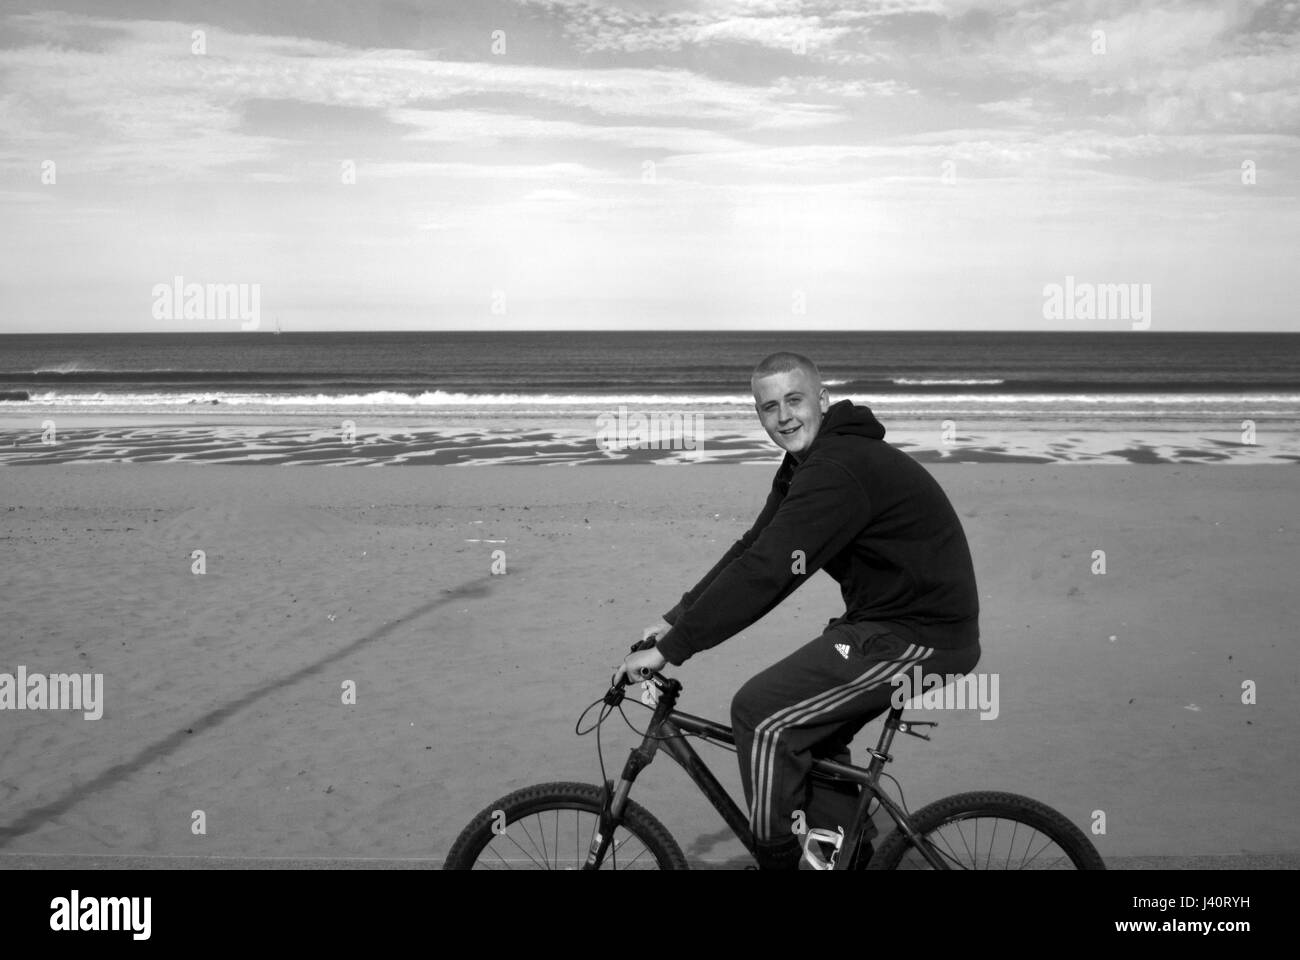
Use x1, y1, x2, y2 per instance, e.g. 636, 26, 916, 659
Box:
0, 0, 1297, 333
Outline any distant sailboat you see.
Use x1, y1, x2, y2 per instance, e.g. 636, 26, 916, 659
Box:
273, 316, 282, 335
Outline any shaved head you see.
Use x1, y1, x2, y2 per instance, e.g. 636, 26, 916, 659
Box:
750, 352, 822, 389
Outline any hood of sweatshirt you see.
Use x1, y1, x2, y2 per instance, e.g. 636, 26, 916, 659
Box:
775, 398, 886, 481
814, 398, 887, 442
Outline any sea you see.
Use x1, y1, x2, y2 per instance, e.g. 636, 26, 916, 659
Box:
1, 331, 1298, 465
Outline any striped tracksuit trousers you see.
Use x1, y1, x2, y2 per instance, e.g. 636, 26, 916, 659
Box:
731, 619, 981, 869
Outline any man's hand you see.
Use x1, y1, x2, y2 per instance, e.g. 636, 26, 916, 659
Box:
613, 646, 668, 686
641, 620, 672, 644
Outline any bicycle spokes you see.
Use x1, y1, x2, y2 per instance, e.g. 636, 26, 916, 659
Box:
474, 809, 661, 870
899, 815, 1079, 870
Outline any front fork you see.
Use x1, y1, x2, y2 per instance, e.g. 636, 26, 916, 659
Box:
581, 685, 671, 870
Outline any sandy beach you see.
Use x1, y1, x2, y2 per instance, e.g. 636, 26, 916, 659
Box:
1, 463, 1298, 867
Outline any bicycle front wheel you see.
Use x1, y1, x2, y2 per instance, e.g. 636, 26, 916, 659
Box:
868, 791, 1105, 870
443, 781, 689, 870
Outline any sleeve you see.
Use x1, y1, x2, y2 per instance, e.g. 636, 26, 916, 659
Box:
661, 471, 788, 626
656, 457, 872, 666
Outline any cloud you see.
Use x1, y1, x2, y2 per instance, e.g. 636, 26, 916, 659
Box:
388, 108, 756, 153
1, 1, 1297, 332
362, 160, 609, 181
0, 10, 855, 184
565, 12, 855, 54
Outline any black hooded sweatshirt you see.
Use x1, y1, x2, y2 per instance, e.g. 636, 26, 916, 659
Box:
656, 399, 979, 666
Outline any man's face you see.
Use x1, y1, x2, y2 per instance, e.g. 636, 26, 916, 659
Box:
752, 369, 829, 459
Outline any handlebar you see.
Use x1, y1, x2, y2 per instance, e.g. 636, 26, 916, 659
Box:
578, 637, 682, 753
609, 635, 668, 692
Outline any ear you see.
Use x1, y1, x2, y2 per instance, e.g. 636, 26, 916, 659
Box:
818, 388, 830, 412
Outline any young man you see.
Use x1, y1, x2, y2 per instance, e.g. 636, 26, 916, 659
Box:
614, 351, 982, 870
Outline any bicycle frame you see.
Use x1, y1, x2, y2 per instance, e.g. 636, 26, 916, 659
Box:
586, 675, 951, 870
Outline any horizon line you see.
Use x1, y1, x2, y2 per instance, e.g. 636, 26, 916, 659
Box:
3, 328, 1298, 337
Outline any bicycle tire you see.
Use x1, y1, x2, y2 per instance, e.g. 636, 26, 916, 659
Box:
867, 791, 1105, 870
443, 781, 690, 870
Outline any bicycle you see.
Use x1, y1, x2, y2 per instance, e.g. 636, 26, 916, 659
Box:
444, 639, 1106, 870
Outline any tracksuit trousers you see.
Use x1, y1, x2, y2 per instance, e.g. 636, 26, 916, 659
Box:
731, 619, 981, 869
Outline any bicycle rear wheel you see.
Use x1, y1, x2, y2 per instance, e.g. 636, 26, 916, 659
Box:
443, 781, 689, 870
868, 791, 1105, 870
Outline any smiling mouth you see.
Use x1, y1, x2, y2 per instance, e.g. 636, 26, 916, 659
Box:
778, 425, 800, 437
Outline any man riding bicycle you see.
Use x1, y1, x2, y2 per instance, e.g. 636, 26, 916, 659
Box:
613, 351, 982, 870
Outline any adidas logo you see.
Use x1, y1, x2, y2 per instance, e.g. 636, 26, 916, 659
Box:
834, 643, 851, 660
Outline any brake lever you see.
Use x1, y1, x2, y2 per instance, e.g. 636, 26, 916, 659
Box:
898, 720, 937, 740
